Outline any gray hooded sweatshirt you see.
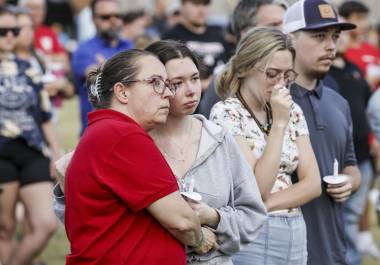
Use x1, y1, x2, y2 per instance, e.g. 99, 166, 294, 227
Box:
185, 115, 267, 262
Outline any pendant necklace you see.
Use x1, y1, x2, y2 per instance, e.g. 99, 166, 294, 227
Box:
159, 119, 193, 162
236, 90, 272, 135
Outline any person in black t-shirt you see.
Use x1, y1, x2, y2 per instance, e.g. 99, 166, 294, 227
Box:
162, 0, 228, 90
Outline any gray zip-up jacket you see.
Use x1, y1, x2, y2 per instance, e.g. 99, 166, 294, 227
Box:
186, 115, 267, 262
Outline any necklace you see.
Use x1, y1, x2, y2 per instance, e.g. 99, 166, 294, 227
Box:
236, 90, 272, 135
158, 119, 193, 162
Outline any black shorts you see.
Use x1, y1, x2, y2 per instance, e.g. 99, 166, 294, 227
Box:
0, 138, 52, 187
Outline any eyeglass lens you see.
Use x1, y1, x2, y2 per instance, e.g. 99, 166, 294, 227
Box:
150, 78, 175, 95
265, 69, 297, 84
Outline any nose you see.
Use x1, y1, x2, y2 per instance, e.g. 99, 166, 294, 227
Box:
275, 79, 286, 89
6, 30, 14, 38
185, 81, 196, 96
273, 73, 287, 88
325, 36, 337, 51
111, 15, 122, 25
163, 84, 175, 99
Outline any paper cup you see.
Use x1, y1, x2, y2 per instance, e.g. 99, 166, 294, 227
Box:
181, 191, 202, 202
323, 174, 348, 185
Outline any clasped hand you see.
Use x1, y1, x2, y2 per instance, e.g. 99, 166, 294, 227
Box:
186, 200, 219, 254
194, 227, 219, 255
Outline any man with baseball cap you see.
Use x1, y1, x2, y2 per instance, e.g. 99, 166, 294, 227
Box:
283, 0, 361, 264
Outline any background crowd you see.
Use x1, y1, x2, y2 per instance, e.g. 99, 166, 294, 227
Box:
1, 0, 380, 264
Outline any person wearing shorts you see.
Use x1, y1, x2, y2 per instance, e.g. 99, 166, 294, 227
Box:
0, 5, 60, 265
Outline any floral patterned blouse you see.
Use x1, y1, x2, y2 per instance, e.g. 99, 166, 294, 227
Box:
210, 97, 309, 194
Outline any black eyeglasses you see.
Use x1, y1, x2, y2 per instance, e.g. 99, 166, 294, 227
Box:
257, 68, 298, 86
95, 14, 122, 21
0, 27, 20, 37
121, 76, 176, 95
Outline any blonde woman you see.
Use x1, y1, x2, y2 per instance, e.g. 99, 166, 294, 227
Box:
210, 27, 321, 265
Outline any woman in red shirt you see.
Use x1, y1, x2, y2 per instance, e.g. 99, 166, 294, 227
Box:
64, 49, 216, 264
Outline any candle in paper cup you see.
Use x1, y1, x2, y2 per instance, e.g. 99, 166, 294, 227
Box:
181, 177, 202, 202
181, 191, 202, 202
323, 158, 347, 185
333, 159, 338, 178
188, 177, 195, 193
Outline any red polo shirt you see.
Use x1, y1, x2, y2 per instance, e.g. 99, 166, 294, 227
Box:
65, 109, 185, 265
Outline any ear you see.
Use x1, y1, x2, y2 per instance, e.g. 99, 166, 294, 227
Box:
113, 82, 129, 104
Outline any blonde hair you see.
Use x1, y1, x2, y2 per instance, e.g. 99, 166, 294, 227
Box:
216, 27, 295, 99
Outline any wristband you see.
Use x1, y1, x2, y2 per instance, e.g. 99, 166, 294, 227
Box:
194, 228, 205, 251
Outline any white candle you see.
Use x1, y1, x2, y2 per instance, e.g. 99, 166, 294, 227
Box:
333, 159, 338, 178
189, 177, 195, 193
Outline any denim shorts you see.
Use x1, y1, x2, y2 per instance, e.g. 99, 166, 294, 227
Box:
233, 213, 307, 265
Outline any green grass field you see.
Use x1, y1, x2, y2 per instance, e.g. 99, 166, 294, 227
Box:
39, 96, 380, 265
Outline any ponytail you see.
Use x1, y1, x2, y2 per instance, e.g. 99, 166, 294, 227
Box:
216, 61, 241, 99
86, 65, 109, 109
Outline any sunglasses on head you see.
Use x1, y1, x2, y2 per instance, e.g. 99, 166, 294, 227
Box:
96, 14, 122, 21
0, 27, 20, 37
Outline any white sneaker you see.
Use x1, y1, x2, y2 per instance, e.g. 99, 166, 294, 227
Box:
357, 231, 380, 259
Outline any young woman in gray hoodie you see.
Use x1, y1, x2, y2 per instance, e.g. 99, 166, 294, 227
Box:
146, 40, 267, 265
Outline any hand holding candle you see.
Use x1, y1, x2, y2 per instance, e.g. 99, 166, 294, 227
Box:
323, 158, 347, 185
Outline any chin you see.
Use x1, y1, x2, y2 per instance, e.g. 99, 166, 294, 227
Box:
185, 111, 195, 117
154, 116, 168, 126
310, 69, 329, 80
191, 21, 206, 28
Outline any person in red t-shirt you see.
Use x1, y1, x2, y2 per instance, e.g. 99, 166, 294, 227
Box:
21, 0, 71, 96
21, 0, 64, 54
64, 49, 217, 264
339, 1, 380, 90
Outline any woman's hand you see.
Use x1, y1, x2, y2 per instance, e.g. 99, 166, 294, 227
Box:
270, 85, 293, 128
194, 227, 219, 255
187, 200, 220, 227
